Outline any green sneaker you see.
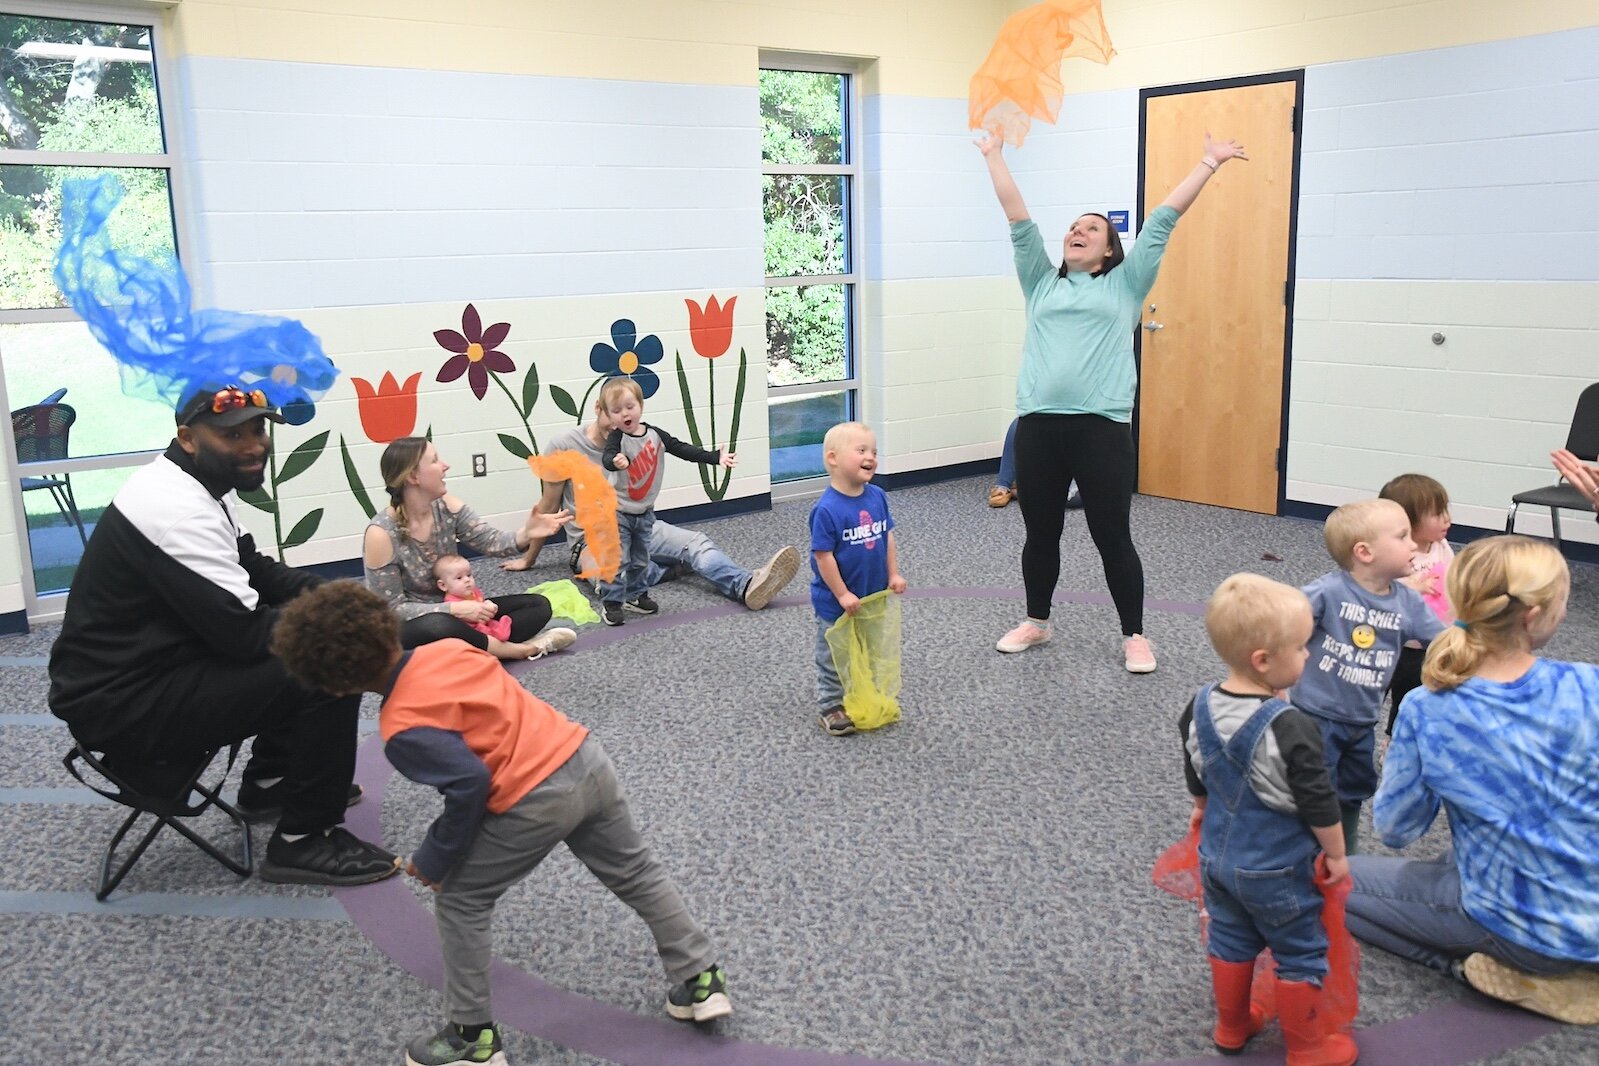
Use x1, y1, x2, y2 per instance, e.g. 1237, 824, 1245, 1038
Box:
404, 1022, 508, 1066
666, 964, 733, 1022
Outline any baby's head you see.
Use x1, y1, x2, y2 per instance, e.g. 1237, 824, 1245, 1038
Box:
433, 554, 476, 598
1205, 573, 1314, 689
822, 421, 877, 486
599, 377, 644, 435
272, 581, 400, 696
1323, 498, 1414, 580
1379, 473, 1451, 548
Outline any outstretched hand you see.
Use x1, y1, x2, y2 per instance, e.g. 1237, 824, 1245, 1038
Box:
719, 450, 738, 469
1554, 448, 1599, 509
1204, 133, 1248, 166
973, 131, 1004, 157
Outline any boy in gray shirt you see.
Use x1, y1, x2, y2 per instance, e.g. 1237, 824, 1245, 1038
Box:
596, 377, 735, 626
1289, 498, 1445, 852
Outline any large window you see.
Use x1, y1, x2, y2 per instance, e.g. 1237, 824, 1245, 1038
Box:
760, 60, 861, 485
0, 4, 183, 607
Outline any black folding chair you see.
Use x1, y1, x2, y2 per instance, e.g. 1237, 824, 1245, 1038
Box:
1506, 382, 1599, 552
62, 742, 253, 900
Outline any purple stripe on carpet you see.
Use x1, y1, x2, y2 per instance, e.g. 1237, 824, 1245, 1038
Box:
337, 589, 1560, 1066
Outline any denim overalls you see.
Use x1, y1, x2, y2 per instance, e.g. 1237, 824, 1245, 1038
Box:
1195, 685, 1329, 984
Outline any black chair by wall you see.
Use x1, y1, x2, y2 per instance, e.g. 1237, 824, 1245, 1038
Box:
1506, 381, 1599, 552
11, 401, 88, 547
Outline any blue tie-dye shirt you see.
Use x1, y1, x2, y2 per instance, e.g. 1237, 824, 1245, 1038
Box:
1375, 658, 1599, 962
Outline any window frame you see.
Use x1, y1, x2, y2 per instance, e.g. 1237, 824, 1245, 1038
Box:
0, 0, 193, 619
759, 52, 864, 499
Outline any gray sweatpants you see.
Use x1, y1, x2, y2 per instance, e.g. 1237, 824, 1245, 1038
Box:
433, 737, 716, 1024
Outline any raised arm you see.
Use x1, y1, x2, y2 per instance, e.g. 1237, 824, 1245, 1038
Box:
1160, 133, 1248, 215
976, 133, 1029, 223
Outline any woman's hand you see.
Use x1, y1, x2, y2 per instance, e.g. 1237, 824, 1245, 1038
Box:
524, 508, 572, 541
973, 131, 1004, 157
1553, 448, 1599, 510
1204, 132, 1248, 167
719, 450, 738, 469
449, 599, 496, 623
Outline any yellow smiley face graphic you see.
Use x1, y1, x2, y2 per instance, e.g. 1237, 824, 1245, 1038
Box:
1352, 624, 1376, 649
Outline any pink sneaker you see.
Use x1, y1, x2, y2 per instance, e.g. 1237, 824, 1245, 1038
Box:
1124, 634, 1157, 673
996, 620, 1051, 654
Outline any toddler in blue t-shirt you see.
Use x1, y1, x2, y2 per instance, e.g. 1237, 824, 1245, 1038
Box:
809, 422, 906, 737
1289, 498, 1444, 853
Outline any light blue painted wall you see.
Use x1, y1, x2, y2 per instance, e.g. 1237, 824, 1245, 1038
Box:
1298, 25, 1599, 282
178, 57, 762, 310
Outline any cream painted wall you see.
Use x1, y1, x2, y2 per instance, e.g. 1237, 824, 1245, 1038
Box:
1018, 0, 1599, 93
169, 0, 1008, 97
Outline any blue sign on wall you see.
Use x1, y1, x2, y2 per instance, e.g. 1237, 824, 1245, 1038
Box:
1107, 210, 1130, 234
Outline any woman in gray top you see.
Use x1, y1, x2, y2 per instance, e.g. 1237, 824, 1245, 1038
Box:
363, 437, 575, 659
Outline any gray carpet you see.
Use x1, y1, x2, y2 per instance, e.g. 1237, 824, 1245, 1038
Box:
3, 475, 1596, 1064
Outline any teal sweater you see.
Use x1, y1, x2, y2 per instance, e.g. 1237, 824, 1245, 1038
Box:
1011, 205, 1179, 422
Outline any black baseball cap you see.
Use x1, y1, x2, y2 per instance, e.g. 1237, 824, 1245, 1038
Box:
175, 384, 287, 428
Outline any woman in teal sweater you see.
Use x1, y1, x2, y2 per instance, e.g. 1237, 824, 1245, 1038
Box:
979, 130, 1246, 672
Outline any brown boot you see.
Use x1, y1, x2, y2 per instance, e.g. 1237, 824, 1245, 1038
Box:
1277, 980, 1358, 1066
1209, 957, 1267, 1054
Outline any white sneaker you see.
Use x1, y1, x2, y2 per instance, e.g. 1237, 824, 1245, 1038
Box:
743, 546, 800, 610
1124, 634, 1157, 673
996, 620, 1051, 654
527, 627, 577, 659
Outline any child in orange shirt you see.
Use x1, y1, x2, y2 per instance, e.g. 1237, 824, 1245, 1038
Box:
273, 582, 732, 1066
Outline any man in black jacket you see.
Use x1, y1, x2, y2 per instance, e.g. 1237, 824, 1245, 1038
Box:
49, 384, 398, 885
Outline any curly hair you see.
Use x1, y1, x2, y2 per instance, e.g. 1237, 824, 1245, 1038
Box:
272, 581, 401, 695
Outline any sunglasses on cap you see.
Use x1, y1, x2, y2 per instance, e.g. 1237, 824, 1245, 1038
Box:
211, 385, 270, 414
176, 384, 286, 427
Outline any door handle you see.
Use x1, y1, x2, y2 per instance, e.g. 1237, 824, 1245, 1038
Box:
1143, 321, 1163, 332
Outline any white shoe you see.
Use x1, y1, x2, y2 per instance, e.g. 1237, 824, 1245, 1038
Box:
996, 620, 1051, 654
527, 627, 577, 659
743, 545, 800, 610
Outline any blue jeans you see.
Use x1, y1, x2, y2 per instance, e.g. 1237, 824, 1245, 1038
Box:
599, 510, 655, 605
574, 521, 751, 604
996, 417, 1018, 489
814, 615, 843, 710
1346, 850, 1588, 977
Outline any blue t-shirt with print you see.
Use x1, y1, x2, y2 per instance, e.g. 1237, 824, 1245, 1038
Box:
809, 484, 894, 623
1289, 569, 1445, 726
1377, 659, 1599, 962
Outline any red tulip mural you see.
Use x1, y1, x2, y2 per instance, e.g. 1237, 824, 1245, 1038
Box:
352, 371, 421, 444
675, 294, 747, 501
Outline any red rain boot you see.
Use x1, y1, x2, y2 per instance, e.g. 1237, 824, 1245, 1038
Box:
1209, 957, 1267, 1054
1277, 980, 1359, 1066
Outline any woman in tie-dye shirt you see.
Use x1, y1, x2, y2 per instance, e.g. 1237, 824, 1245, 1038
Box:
1345, 536, 1599, 1025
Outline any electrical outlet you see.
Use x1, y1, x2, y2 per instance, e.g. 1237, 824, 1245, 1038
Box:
471, 453, 487, 477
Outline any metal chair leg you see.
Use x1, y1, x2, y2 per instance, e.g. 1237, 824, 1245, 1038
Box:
1505, 502, 1518, 534
1550, 506, 1563, 552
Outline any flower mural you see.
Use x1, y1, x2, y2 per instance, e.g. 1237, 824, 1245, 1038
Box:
352, 370, 421, 444
687, 295, 736, 359
435, 304, 515, 400
675, 294, 748, 502
433, 303, 544, 460
589, 319, 663, 399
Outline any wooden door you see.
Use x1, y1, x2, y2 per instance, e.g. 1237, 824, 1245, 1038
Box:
1136, 79, 1297, 514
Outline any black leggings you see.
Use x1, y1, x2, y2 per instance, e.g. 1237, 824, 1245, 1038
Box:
400, 592, 553, 651
1014, 413, 1145, 635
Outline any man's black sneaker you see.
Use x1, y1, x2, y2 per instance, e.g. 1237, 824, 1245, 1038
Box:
602, 602, 625, 626
666, 964, 732, 1022
625, 593, 659, 615
236, 779, 364, 824
405, 1022, 507, 1066
258, 826, 400, 886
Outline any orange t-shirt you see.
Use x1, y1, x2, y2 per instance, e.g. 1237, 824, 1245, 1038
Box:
379, 640, 588, 813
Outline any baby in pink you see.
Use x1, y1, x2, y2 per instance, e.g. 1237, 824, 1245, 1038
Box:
434, 553, 511, 642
